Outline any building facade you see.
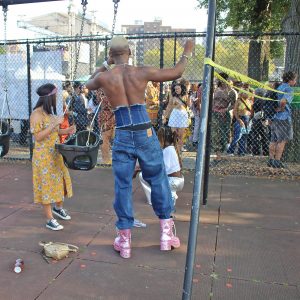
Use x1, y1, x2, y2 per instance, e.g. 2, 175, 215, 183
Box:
122, 19, 196, 66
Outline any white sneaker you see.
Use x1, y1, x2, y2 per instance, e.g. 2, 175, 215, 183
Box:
46, 218, 64, 231
52, 207, 71, 220
133, 219, 147, 228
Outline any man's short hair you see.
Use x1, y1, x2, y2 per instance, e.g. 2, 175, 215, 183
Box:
109, 36, 129, 56
282, 71, 297, 83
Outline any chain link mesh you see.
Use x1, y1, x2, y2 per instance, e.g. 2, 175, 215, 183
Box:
0, 32, 299, 179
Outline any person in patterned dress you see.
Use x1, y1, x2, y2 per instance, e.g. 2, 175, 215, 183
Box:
96, 88, 115, 165
30, 83, 76, 231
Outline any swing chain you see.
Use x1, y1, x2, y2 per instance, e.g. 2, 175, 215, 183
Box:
111, 0, 120, 36
2, 6, 8, 93
73, 0, 88, 80
1, 6, 10, 134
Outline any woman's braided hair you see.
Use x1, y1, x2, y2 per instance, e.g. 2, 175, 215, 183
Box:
157, 126, 182, 168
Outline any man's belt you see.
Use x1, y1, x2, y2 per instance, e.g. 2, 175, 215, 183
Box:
117, 122, 152, 131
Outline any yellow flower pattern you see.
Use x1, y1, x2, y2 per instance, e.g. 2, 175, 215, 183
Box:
31, 114, 72, 204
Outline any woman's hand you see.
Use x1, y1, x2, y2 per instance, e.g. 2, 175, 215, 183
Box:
53, 116, 64, 127
67, 125, 76, 135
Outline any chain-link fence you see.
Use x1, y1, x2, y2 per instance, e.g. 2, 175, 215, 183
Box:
0, 32, 299, 179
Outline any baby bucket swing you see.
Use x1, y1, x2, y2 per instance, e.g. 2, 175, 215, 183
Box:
55, 98, 103, 171
0, 5, 11, 158
55, 0, 120, 171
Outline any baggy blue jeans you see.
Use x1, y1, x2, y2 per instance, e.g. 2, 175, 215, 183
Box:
112, 128, 173, 229
227, 115, 250, 155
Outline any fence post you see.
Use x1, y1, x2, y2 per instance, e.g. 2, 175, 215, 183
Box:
182, 0, 217, 299
104, 36, 108, 60
173, 32, 177, 66
202, 10, 216, 205
26, 41, 33, 160
158, 36, 164, 127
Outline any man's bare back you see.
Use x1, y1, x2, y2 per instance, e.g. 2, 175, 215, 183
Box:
86, 37, 194, 109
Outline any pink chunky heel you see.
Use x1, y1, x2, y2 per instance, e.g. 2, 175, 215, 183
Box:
113, 229, 131, 259
160, 219, 180, 251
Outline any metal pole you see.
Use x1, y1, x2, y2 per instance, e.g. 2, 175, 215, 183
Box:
182, 0, 216, 299
202, 12, 216, 206
173, 32, 177, 66
26, 41, 33, 160
104, 36, 108, 60
158, 36, 164, 128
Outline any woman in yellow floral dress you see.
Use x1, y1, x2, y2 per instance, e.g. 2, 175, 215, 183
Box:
30, 83, 76, 231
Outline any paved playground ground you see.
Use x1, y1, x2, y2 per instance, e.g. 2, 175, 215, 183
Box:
0, 161, 299, 300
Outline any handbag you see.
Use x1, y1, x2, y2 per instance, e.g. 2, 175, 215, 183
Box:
39, 241, 78, 261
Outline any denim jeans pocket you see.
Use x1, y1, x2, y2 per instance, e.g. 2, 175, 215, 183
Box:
112, 143, 131, 163
138, 136, 162, 160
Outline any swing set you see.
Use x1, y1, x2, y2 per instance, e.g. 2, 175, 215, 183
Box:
0, 0, 120, 170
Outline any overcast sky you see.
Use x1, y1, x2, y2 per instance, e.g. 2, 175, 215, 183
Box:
0, 0, 208, 40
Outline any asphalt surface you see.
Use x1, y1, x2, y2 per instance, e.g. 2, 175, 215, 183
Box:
0, 161, 299, 300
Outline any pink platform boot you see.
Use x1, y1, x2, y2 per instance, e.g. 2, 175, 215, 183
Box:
113, 229, 131, 259
160, 218, 180, 251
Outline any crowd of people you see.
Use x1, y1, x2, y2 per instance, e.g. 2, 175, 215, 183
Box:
142, 71, 296, 170
208, 71, 297, 169
58, 68, 296, 171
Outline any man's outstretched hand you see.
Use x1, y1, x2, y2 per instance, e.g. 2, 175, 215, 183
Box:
183, 39, 194, 56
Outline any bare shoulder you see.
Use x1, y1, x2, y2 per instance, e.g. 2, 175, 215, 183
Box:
30, 109, 43, 123
133, 65, 161, 80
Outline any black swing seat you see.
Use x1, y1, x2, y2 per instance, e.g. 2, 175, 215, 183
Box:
55, 130, 102, 171
0, 121, 10, 158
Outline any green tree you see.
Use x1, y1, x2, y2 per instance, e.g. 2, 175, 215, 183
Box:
0, 46, 6, 55
215, 37, 249, 74
197, 0, 291, 80
143, 40, 207, 82
183, 43, 206, 81
282, 0, 300, 84
144, 39, 183, 68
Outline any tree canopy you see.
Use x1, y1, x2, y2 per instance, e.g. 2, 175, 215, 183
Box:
197, 0, 291, 32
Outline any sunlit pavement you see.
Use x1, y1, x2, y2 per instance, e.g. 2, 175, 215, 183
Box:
0, 161, 299, 300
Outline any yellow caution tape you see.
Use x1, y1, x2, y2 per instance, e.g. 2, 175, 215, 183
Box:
214, 72, 280, 102
204, 57, 300, 97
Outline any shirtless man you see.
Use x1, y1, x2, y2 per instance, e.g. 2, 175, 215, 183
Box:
86, 36, 193, 259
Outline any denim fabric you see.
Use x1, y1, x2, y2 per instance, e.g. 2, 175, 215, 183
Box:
112, 127, 173, 229
113, 104, 150, 128
274, 83, 293, 122
227, 115, 250, 155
